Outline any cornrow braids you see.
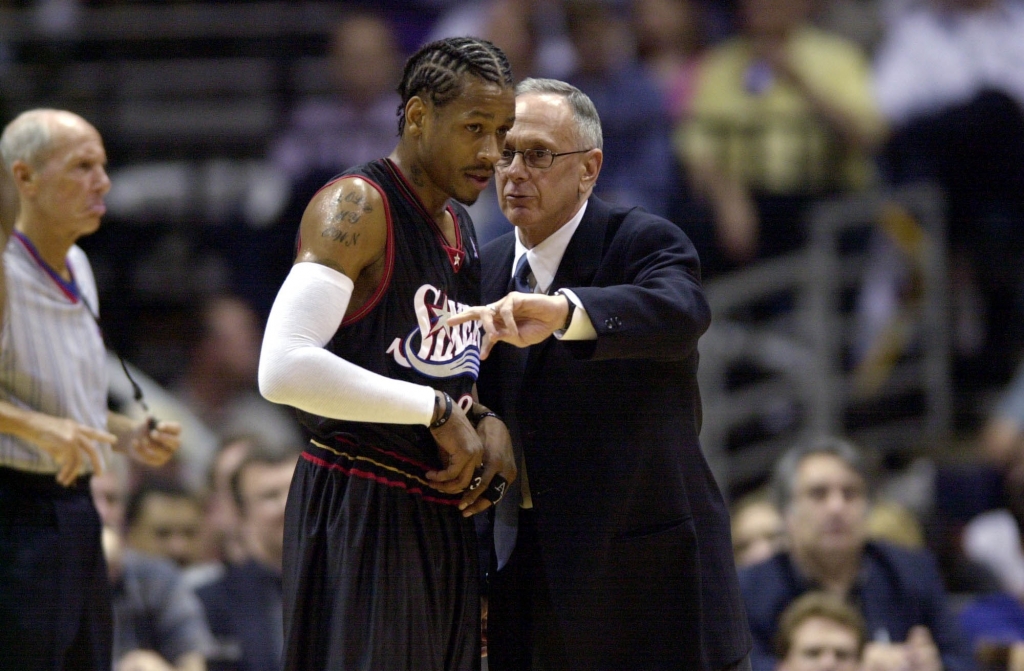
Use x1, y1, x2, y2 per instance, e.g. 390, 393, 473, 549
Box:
396, 36, 513, 135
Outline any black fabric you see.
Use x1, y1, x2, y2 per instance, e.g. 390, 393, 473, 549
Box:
282, 450, 480, 671
0, 467, 112, 671
281, 158, 486, 670
294, 158, 482, 469
197, 560, 283, 671
488, 508, 568, 671
477, 197, 751, 670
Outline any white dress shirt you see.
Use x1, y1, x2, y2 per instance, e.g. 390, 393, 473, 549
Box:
511, 201, 598, 341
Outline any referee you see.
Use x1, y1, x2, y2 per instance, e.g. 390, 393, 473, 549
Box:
0, 109, 181, 671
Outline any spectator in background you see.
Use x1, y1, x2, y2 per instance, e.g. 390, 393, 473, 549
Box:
677, 0, 885, 276
171, 294, 303, 485
632, 0, 706, 124
92, 459, 214, 671
126, 480, 207, 570
562, 0, 677, 217
198, 443, 298, 671
775, 591, 867, 671
203, 435, 257, 568
269, 11, 401, 189
740, 436, 972, 671
731, 490, 785, 568
873, 0, 1024, 382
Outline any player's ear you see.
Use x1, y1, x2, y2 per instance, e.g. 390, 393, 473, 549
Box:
404, 96, 427, 138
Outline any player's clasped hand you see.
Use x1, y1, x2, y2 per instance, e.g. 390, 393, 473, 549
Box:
458, 411, 517, 517
426, 402, 484, 496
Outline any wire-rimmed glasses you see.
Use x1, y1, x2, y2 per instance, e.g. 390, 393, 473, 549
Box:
496, 148, 592, 169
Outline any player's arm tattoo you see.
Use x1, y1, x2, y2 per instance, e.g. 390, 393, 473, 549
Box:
322, 191, 374, 246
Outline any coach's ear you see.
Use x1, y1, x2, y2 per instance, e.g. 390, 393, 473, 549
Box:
579, 148, 603, 196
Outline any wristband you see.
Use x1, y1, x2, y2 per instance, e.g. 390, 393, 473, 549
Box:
430, 392, 453, 429
470, 410, 500, 428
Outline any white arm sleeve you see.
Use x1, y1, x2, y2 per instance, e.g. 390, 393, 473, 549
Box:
258, 261, 436, 426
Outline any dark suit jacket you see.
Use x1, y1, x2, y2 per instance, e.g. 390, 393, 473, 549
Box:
740, 542, 974, 671
196, 560, 283, 671
477, 197, 752, 670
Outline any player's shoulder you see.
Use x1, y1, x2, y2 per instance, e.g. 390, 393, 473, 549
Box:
301, 172, 390, 240
310, 173, 388, 214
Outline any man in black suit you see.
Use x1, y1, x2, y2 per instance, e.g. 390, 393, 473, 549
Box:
450, 78, 752, 671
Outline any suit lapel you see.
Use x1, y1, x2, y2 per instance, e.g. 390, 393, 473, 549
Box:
548, 196, 610, 296
525, 197, 611, 369
482, 234, 516, 304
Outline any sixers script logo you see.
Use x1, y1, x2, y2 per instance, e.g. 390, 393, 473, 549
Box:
386, 284, 481, 380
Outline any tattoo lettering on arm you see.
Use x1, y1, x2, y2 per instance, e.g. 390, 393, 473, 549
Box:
323, 190, 375, 244
328, 191, 374, 227
321, 228, 362, 247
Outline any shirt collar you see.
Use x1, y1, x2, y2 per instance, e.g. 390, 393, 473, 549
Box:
512, 200, 589, 295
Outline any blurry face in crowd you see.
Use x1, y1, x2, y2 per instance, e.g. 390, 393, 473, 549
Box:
740, 0, 812, 39
732, 499, 784, 567
17, 113, 111, 243
200, 297, 262, 385
205, 438, 252, 563
495, 92, 601, 247
785, 454, 868, 560
238, 458, 296, 570
779, 616, 861, 671
409, 77, 514, 207
330, 15, 399, 107
91, 471, 126, 531
633, 0, 699, 55
127, 492, 205, 568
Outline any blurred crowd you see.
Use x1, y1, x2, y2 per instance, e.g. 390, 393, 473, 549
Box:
2, 0, 1024, 669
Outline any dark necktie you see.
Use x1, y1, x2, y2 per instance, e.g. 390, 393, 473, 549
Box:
495, 253, 535, 569
512, 254, 534, 294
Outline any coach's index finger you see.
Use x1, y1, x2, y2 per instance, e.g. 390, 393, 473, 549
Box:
446, 306, 485, 327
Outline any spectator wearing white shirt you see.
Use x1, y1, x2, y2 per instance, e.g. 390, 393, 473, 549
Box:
873, 0, 1024, 387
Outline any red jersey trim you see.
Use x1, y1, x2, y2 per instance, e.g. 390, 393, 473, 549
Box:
301, 174, 396, 328
300, 451, 460, 507
383, 159, 465, 273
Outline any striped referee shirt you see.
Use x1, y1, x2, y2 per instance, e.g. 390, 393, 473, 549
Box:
0, 232, 109, 475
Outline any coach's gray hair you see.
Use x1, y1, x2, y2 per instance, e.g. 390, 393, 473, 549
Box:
772, 435, 872, 513
515, 78, 603, 151
0, 109, 61, 170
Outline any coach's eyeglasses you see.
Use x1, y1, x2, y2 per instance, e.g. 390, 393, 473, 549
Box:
496, 148, 593, 170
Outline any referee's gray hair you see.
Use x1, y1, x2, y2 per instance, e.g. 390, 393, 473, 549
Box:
0, 109, 62, 170
772, 435, 872, 513
515, 78, 603, 151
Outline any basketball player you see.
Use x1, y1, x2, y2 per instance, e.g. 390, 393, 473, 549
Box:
0, 109, 181, 670
258, 37, 517, 669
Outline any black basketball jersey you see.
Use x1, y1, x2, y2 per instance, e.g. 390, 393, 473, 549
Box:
296, 158, 482, 475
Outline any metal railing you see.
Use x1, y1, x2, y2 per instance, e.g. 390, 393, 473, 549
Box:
698, 183, 950, 494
